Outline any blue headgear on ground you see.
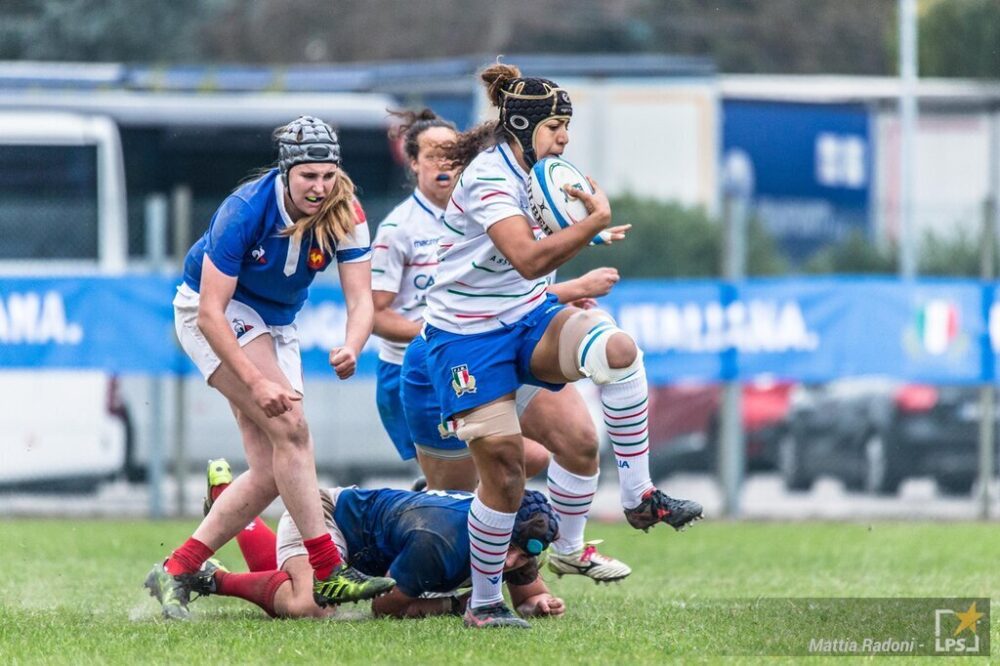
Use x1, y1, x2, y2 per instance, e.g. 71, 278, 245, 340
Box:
512, 489, 559, 555
277, 115, 341, 185
498, 77, 572, 167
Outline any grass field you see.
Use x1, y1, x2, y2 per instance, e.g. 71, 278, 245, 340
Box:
1, 518, 996, 664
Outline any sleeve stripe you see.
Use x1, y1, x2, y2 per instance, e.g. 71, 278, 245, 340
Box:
481, 190, 514, 202
336, 247, 371, 262
373, 244, 390, 250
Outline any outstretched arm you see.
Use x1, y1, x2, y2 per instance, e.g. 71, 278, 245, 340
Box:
371, 588, 461, 619
546, 266, 621, 304
373, 290, 423, 343
507, 576, 565, 618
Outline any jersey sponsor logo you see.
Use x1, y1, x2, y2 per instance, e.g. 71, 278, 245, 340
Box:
413, 238, 439, 248
250, 245, 266, 264
450, 364, 477, 396
232, 318, 255, 339
307, 247, 328, 270
413, 274, 435, 290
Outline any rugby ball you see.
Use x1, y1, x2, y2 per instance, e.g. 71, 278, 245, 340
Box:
527, 157, 610, 245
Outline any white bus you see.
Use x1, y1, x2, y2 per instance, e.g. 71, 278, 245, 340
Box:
0, 111, 131, 490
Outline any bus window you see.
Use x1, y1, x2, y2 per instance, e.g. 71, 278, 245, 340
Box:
0, 144, 99, 260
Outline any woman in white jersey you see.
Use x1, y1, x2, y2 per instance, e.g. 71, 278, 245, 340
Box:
421, 63, 704, 629
373, 109, 633, 587
372, 108, 576, 487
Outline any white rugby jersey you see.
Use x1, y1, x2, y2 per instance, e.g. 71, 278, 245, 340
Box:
424, 143, 549, 334
371, 189, 445, 364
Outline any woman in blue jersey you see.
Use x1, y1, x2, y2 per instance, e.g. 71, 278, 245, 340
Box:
422, 63, 704, 628
192, 481, 564, 623
144, 116, 394, 620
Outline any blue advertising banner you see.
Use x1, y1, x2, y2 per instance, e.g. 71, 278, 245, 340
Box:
0, 276, 180, 373
1, 275, 996, 385
722, 100, 871, 261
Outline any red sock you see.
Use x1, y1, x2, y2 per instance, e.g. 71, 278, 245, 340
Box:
236, 517, 278, 572
214, 570, 291, 618
164, 538, 214, 576
303, 533, 343, 580
210, 481, 278, 570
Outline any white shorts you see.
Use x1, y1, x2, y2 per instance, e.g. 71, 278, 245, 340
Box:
276, 487, 350, 570
173, 283, 304, 394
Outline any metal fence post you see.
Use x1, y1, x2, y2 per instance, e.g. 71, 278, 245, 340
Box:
720, 164, 750, 518
979, 110, 1000, 519
171, 184, 192, 516
144, 194, 168, 519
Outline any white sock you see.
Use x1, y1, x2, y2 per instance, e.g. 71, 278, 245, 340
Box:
467, 494, 516, 609
547, 458, 598, 555
601, 367, 655, 509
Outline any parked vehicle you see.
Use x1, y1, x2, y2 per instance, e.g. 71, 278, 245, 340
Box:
643, 380, 794, 481
0, 111, 135, 492
778, 379, 996, 496
1, 371, 133, 492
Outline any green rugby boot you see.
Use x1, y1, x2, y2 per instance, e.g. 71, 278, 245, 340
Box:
313, 564, 396, 606
202, 458, 233, 516
143, 562, 195, 620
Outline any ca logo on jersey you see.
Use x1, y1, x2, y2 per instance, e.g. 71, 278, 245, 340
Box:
450, 364, 477, 396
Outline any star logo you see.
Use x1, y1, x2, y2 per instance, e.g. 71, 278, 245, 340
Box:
952, 602, 984, 637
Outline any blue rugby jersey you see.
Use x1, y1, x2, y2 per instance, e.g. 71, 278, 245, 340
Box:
182, 169, 371, 325
333, 488, 476, 597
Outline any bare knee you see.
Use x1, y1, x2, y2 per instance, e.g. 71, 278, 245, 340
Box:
606, 333, 637, 369
269, 412, 311, 450
472, 436, 526, 503
546, 422, 598, 467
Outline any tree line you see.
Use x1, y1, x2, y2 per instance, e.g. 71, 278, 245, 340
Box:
0, 0, 996, 79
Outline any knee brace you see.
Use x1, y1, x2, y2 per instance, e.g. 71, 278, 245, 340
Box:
558, 309, 644, 385
453, 399, 521, 443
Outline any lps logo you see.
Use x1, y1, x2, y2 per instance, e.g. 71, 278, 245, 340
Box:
903, 299, 969, 360
934, 601, 985, 654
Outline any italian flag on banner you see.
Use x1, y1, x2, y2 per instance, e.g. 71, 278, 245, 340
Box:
916, 300, 959, 356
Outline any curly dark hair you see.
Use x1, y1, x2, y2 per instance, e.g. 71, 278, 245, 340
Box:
388, 108, 458, 163
442, 62, 521, 171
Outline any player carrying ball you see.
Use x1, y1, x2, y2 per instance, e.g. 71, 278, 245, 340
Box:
420, 61, 703, 628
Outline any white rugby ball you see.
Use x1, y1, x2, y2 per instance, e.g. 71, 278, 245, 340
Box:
527, 157, 610, 245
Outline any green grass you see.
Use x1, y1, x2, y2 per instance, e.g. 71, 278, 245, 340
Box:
0, 519, 997, 664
